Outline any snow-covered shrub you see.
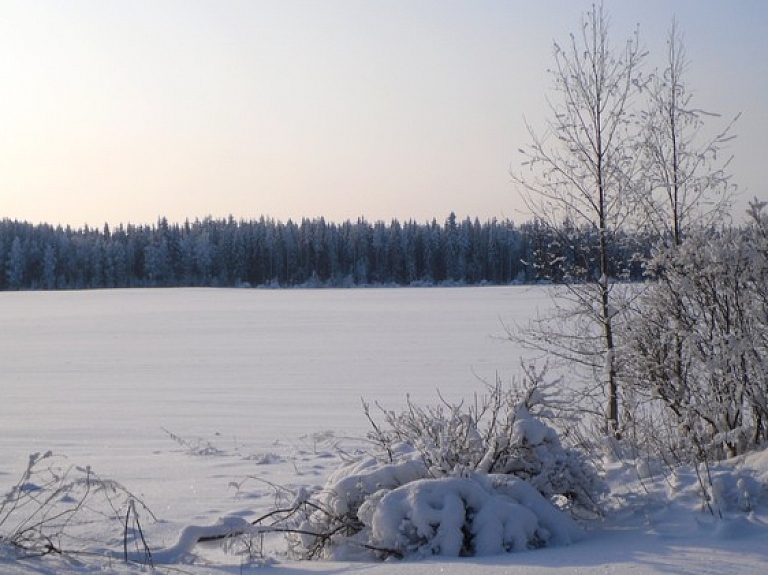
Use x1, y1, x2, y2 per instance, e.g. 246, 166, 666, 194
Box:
359, 474, 582, 558
622, 200, 768, 463
288, 369, 602, 559
290, 447, 583, 560
365, 367, 605, 513
286, 443, 429, 559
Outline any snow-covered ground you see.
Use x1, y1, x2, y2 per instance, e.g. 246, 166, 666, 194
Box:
1, 287, 767, 574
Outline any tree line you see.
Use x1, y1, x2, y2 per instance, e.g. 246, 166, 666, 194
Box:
0, 212, 654, 291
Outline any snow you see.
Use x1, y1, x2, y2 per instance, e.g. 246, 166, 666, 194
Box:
1, 286, 767, 574
364, 475, 571, 557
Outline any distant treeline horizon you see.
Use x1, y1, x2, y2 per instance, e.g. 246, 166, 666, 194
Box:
0, 213, 654, 291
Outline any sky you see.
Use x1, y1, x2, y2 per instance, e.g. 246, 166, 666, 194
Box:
0, 1, 766, 228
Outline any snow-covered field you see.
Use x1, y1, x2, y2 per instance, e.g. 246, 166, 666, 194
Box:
1, 286, 767, 574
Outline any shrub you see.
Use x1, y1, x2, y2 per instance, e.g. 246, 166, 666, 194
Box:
287, 369, 603, 559
622, 202, 768, 464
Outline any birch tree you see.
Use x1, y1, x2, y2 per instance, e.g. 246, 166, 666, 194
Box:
619, 20, 745, 464
512, 4, 644, 435
638, 18, 737, 245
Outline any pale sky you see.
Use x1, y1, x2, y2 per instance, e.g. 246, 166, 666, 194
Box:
1, 1, 766, 228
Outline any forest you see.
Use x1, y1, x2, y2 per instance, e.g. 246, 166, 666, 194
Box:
0, 212, 653, 291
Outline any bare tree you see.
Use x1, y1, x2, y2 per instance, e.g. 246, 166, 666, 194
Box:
617, 19, 744, 468
638, 18, 738, 245
511, 4, 645, 436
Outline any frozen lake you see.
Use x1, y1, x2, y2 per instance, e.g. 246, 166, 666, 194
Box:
0, 286, 547, 490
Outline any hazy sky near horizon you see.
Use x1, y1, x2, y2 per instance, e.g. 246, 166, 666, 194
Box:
1, 1, 766, 228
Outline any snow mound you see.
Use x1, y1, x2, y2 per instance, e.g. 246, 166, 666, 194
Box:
319, 442, 428, 519
361, 474, 582, 558
602, 445, 768, 547
293, 443, 582, 560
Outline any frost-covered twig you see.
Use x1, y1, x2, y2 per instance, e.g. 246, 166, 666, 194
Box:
161, 427, 224, 456
0, 452, 155, 563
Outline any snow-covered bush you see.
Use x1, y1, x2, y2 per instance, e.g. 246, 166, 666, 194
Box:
288, 370, 603, 559
621, 200, 768, 463
359, 474, 582, 558
365, 367, 605, 513
289, 445, 584, 560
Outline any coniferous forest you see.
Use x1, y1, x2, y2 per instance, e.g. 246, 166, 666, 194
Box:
0, 213, 652, 291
